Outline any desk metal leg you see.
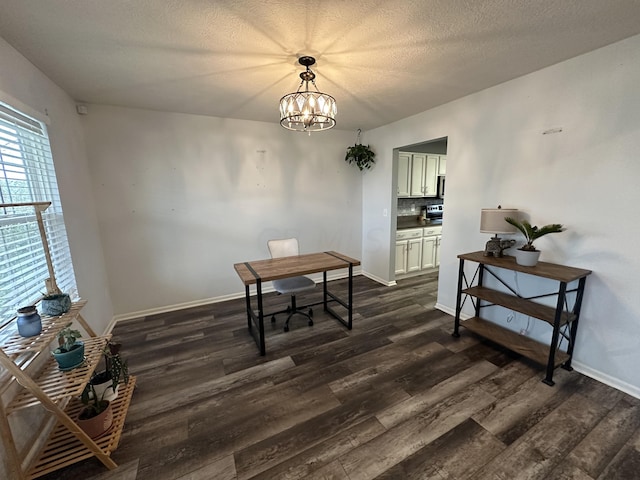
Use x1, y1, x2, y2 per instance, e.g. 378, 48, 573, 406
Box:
347, 262, 353, 330
323, 271, 328, 312
256, 279, 265, 356
324, 263, 354, 330
245, 285, 251, 330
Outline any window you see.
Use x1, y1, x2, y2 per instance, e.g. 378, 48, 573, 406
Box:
0, 101, 77, 322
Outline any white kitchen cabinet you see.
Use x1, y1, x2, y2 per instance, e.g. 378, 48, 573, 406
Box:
395, 228, 423, 275
397, 152, 439, 197
397, 153, 411, 197
438, 155, 447, 175
422, 236, 437, 269
422, 226, 442, 269
423, 155, 439, 196
409, 154, 426, 196
406, 238, 422, 272
396, 226, 442, 276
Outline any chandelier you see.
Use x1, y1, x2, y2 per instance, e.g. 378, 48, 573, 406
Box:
279, 56, 337, 133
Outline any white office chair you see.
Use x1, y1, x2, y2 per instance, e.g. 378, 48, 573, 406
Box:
267, 238, 316, 332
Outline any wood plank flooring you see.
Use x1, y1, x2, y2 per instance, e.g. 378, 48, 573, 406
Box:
38, 272, 640, 480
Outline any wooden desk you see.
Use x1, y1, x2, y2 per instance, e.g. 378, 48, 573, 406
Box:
234, 251, 361, 355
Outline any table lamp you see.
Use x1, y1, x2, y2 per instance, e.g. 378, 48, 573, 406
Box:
480, 206, 518, 257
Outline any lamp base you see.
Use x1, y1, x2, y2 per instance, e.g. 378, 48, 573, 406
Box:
484, 235, 515, 257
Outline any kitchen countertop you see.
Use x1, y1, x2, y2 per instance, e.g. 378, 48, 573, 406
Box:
397, 216, 443, 230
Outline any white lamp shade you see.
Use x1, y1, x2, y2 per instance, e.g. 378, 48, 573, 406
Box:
480, 208, 519, 234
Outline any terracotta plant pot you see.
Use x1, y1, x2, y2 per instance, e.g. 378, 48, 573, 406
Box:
76, 401, 113, 439
514, 249, 541, 267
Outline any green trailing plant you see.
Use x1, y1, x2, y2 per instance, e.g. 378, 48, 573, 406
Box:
345, 129, 375, 171
504, 217, 565, 251
104, 342, 129, 388
55, 324, 82, 353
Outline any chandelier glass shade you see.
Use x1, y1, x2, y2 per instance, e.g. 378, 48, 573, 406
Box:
279, 56, 336, 132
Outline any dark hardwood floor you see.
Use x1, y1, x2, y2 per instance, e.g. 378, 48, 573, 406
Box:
40, 272, 640, 480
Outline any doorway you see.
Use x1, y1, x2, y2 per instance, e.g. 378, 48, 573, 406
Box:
393, 137, 448, 283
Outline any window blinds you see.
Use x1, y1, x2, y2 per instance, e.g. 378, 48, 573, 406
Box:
0, 102, 77, 321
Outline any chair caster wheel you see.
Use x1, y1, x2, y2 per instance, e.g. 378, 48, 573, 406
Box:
309, 308, 313, 317
284, 325, 289, 332
308, 319, 314, 327
271, 315, 276, 323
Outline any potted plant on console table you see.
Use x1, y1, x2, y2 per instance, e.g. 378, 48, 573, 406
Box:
504, 217, 565, 266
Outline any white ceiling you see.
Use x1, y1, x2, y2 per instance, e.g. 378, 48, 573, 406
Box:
2, 0, 640, 132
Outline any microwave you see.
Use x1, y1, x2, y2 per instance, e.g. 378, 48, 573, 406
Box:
438, 176, 445, 198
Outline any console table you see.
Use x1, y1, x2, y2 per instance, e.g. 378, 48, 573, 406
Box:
453, 251, 591, 385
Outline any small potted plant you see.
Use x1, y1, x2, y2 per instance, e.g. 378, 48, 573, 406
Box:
505, 217, 565, 266
89, 342, 129, 401
77, 382, 114, 439
40, 292, 72, 316
52, 324, 84, 370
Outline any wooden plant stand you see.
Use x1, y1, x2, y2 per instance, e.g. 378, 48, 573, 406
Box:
0, 301, 136, 479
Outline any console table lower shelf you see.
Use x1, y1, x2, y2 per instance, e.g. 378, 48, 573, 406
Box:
27, 375, 136, 479
461, 317, 569, 368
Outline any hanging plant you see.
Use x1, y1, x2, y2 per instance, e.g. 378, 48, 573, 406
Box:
345, 129, 376, 171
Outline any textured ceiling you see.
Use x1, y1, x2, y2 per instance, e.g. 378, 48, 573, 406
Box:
2, 0, 640, 132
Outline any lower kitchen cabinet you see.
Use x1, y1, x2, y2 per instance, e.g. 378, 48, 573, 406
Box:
396, 225, 442, 277
421, 236, 437, 269
395, 228, 423, 275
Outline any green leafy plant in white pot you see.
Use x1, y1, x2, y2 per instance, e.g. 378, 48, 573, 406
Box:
89, 341, 129, 401
504, 217, 565, 266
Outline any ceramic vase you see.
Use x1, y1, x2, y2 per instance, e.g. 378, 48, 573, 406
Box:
16, 306, 42, 337
514, 249, 541, 267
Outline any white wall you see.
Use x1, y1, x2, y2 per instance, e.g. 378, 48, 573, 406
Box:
363, 34, 640, 396
0, 37, 112, 333
81, 106, 361, 316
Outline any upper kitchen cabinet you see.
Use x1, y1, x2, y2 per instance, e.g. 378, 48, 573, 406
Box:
438, 155, 447, 175
397, 152, 412, 197
397, 152, 442, 198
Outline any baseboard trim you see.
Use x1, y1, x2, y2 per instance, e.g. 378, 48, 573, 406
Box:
362, 271, 395, 287
112, 269, 363, 324
571, 361, 640, 399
